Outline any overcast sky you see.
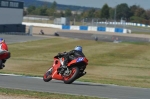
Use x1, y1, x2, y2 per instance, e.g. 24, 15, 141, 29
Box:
39, 0, 150, 10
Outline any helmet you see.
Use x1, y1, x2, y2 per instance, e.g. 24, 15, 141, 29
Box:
0, 38, 4, 43
74, 46, 82, 52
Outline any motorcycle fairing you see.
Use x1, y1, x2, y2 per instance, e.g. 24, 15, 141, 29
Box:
67, 57, 88, 67
0, 53, 10, 60
51, 58, 63, 80
48, 57, 88, 80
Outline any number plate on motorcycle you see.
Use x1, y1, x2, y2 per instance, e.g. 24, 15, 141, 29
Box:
76, 57, 84, 62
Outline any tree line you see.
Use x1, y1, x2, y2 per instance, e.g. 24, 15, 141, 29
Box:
24, 1, 150, 25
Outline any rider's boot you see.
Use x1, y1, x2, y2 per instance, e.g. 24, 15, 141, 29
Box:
77, 72, 86, 79
57, 62, 67, 74
2, 63, 5, 67
2, 59, 6, 67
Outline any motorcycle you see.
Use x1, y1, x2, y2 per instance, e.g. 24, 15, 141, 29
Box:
0, 51, 10, 69
43, 55, 88, 84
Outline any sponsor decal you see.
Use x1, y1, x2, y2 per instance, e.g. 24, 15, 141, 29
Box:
76, 57, 84, 62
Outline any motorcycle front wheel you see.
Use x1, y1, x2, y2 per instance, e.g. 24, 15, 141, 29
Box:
63, 66, 79, 84
43, 68, 53, 82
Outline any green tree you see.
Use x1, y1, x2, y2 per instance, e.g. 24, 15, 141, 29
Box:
94, 10, 101, 18
109, 7, 114, 19
33, 7, 41, 15
46, 8, 55, 16
100, 4, 110, 19
88, 8, 96, 18
39, 6, 48, 15
27, 5, 36, 14
60, 11, 65, 17
146, 9, 150, 19
130, 16, 143, 23
65, 9, 72, 17
141, 12, 148, 19
50, 1, 57, 17
129, 5, 140, 16
51, 1, 57, 9
81, 11, 88, 18
116, 3, 130, 20
134, 7, 146, 18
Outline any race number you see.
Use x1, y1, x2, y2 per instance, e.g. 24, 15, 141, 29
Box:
76, 57, 84, 62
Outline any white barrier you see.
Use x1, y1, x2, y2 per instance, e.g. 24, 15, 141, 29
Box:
70, 26, 80, 30
88, 26, 97, 31
22, 22, 131, 33
106, 27, 115, 33
22, 22, 62, 29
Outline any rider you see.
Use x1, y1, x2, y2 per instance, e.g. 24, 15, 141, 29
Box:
57, 46, 85, 72
0, 38, 10, 67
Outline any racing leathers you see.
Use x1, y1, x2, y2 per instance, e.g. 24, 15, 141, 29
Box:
0, 42, 10, 67
57, 50, 85, 72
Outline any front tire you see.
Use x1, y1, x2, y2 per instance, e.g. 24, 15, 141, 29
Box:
43, 68, 53, 82
63, 67, 79, 84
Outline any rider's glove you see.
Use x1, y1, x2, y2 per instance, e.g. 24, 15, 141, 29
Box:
57, 53, 63, 57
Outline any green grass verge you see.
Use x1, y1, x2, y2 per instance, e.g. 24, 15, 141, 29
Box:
131, 32, 150, 35
0, 87, 105, 99
1, 37, 150, 88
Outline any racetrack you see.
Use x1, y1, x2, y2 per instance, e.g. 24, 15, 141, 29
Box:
1, 29, 150, 99
1, 74, 150, 99
29, 26, 150, 42
0, 34, 49, 44
56, 31, 150, 42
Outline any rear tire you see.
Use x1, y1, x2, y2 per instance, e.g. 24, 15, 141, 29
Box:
0, 60, 4, 69
43, 69, 53, 82
63, 67, 79, 84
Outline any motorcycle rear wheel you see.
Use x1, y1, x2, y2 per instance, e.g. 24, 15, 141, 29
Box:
63, 67, 79, 84
43, 69, 53, 82
0, 60, 4, 69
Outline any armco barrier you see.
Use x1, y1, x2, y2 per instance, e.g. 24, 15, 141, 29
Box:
106, 27, 115, 32
79, 26, 88, 30
70, 26, 79, 30
115, 28, 123, 33
88, 26, 97, 31
97, 27, 106, 31
22, 22, 62, 29
62, 25, 70, 30
22, 22, 131, 33
98, 22, 150, 27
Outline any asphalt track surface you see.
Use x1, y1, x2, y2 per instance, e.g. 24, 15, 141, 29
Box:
56, 31, 150, 42
1, 74, 150, 99
0, 34, 150, 99
0, 34, 47, 44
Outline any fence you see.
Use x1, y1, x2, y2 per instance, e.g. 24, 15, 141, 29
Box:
23, 16, 150, 28
23, 22, 131, 34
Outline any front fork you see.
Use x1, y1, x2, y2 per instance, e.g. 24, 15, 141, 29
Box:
46, 67, 53, 76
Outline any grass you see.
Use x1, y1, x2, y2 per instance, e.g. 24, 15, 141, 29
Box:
131, 32, 150, 35
0, 87, 104, 99
1, 37, 150, 88
1, 37, 150, 98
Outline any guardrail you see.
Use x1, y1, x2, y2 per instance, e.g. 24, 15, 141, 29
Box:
98, 22, 150, 27
22, 22, 131, 34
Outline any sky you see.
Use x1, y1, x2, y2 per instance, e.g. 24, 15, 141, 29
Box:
39, 0, 150, 10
